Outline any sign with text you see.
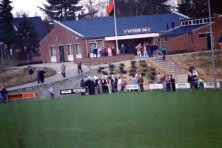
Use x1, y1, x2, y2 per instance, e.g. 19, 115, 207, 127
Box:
126, 85, 138, 90
204, 82, 220, 88
150, 84, 163, 90
123, 27, 151, 34
60, 88, 86, 95
8, 92, 35, 101
176, 83, 190, 89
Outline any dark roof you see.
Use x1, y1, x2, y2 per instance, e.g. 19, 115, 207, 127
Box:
59, 12, 189, 39
13, 17, 49, 40
160, 24, 206, 37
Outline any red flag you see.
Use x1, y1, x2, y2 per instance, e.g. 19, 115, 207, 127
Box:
106, 0, 114, 14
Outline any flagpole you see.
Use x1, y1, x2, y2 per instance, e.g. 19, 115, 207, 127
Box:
208, 0, 217, 91
113, 0, 119, 54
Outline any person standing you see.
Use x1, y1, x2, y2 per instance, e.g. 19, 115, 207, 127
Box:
138, 75, 144, 91
98, 47, 102, 57
219, 32, 222, 49
131, 74, 138, 91
153, 43, 159, 57
121, 44, 125, 55
28, 66, 34, 82
170, 75, 176, 91
48, 83, 55, 99
165, 74, 171, 91
77, 58, 83, 74
128, 43, 132, 54
160, 46, 167, 60
61, 63, 66, 78
136, 43, 142, 58
111, 75, 116, 92
148, 43, 154, 57
0, 86, 8, 103
39, 68, 46, 83
98, 78, 103, 94
156, 73, 162, 84
117, 77, 122, 92
80, 78, 86, 95
36, 68, 41, 84
143, 42, 148, 58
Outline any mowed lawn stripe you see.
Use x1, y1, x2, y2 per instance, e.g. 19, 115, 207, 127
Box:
0, 91, 222, 147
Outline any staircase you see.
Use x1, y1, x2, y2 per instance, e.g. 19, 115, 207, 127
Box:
150, 56, 187, 82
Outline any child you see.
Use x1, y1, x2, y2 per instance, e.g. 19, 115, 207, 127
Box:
48, 83, 55, 99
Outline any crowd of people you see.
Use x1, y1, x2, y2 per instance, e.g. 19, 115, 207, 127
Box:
92, 42, 168, 60
79, 74, 147, 95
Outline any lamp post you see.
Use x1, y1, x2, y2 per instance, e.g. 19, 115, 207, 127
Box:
208, 0, 217, 91
0, 42, 4, 68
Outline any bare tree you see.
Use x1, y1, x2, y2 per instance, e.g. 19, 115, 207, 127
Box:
14, 10, 29, 18
79, 0, 108, 18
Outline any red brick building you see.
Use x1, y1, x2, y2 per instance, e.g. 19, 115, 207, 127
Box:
160, 14, 222, 53
39, 12, 188, 63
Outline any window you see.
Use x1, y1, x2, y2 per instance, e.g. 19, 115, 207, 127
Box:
89, 40, 103, 53
199, 33, 211, 39
50, 46, 56, 57
195, 20, 200, 24
75, 44, 82, 54
67, 44, 73, 55
182, 21, 185, 26
164, 37, 168, 42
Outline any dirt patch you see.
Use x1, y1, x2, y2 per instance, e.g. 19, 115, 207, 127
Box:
171, 50, 222, 81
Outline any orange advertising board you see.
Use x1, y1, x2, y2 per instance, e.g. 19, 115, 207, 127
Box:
8, 92, 35, 101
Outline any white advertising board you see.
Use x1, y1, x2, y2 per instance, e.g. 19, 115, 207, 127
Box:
204, 82, 220, 88
150, 84, 163, 90
126, 85, 138, 90
176, 83, 190, 89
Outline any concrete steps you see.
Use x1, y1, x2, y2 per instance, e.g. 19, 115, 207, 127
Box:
149, 57, 187, 82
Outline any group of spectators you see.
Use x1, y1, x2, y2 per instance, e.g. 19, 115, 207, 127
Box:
135, 42, 159, 58
93, 46, 117, 57
80, 74, 147, 95
28, 66, 46, 83
80, 75, 127, 95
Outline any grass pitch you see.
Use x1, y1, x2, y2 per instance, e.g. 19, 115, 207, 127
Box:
0, 90, 222, 148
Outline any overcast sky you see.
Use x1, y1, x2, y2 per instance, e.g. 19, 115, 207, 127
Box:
11, 0, 47, 17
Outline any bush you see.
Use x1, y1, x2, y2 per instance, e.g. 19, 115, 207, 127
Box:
120, 70, 127, 74
151, 71, 156, 76
109, 64, 115, 69
120, 63, 125, 67
140, 63, 147, 67
101, 71, 109, 75
131, 61, 136, 64
16, 61, 43, 66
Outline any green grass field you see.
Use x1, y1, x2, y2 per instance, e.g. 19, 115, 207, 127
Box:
0, 90, 222, 148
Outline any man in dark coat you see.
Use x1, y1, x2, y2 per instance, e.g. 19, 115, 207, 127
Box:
88, 78, 95, 95
80, 78, 86, 95
39, 68, 46, 83
0, 86, 8, 103
101, 77, 106, 93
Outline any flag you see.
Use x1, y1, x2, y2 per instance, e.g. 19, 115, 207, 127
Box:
106, 0, 114, 15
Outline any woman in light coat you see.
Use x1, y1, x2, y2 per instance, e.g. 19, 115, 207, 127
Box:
117, 77, 122, 92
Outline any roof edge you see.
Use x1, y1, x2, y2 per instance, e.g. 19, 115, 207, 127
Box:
172, 11, 190, 19
54, 20, 84, 37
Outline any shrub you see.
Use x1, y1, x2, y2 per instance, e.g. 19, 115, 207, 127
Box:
120, 63, 125, 67
131, 61, 136, 64
101, 71, 108, 75
16, 61, 43, 66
